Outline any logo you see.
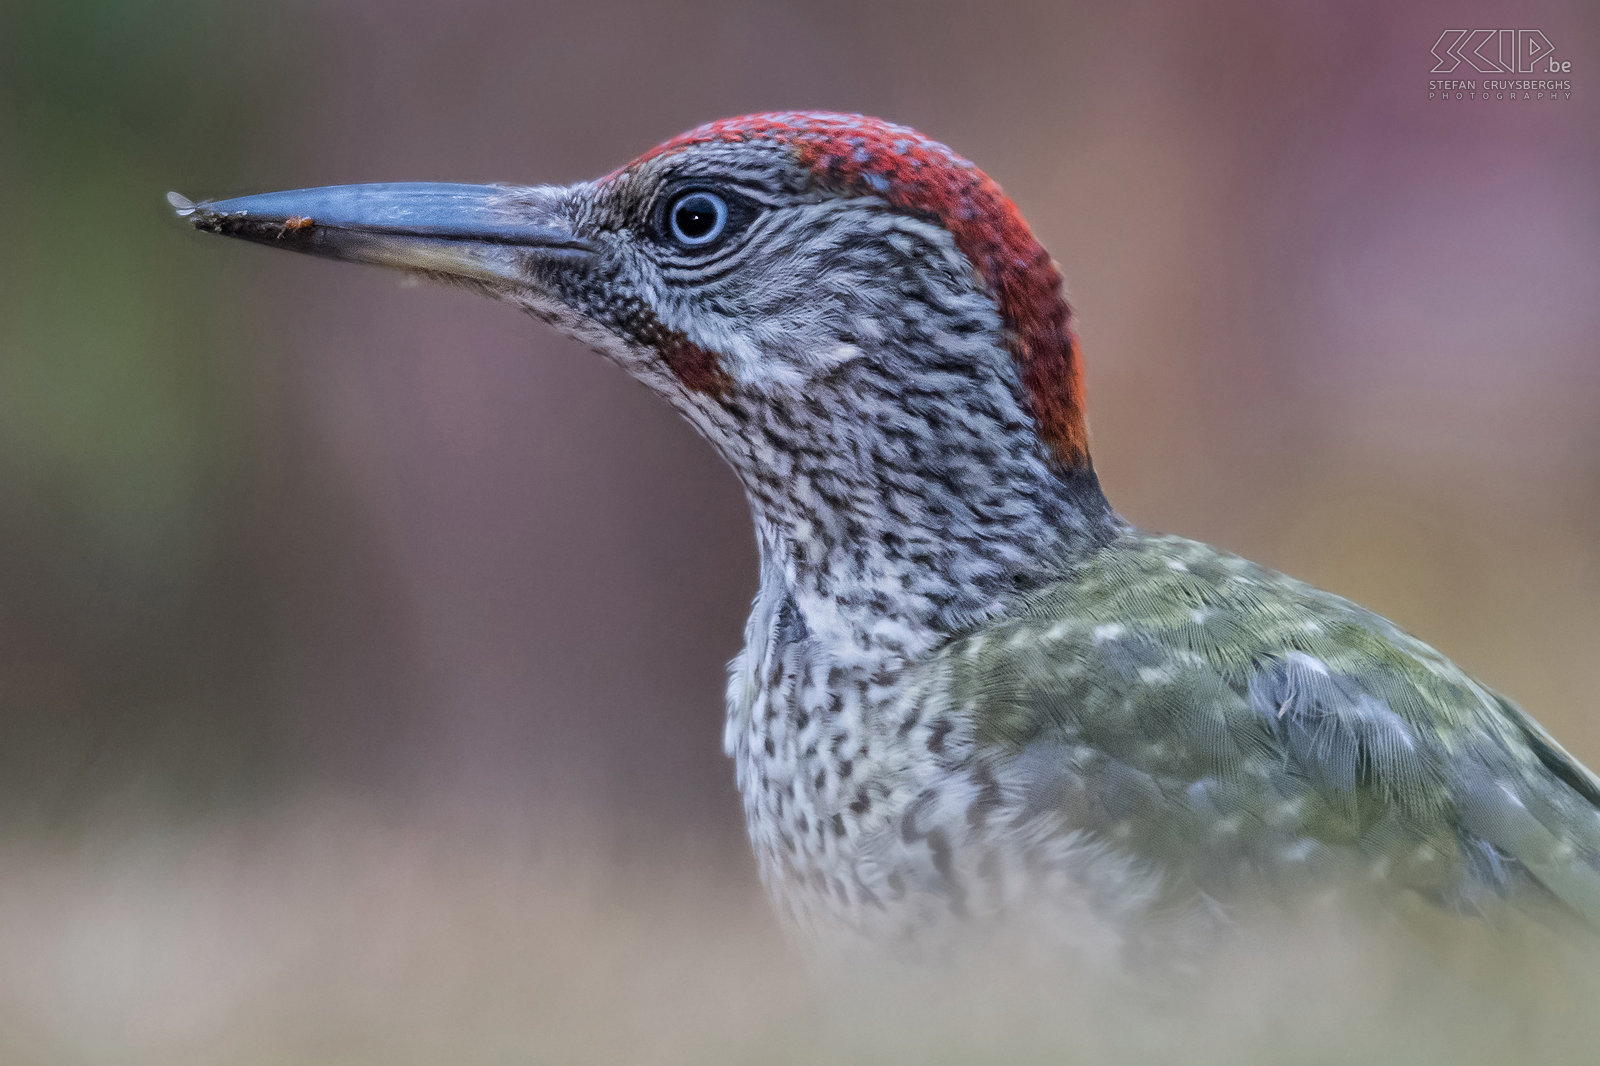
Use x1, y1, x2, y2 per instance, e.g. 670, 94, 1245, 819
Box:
1430, 30, 1568, 74
1428, 29, 1574, 101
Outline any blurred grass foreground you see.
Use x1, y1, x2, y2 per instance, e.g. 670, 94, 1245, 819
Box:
3, 798, 1600, 1064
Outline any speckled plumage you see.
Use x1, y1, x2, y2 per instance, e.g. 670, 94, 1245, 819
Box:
729, 525, 1600, 958
180, 112, 1600, 963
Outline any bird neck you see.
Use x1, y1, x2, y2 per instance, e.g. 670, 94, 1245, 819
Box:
722, 358, 1118, 664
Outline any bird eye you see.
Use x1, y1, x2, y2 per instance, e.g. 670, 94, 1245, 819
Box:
667, 191, 728, 247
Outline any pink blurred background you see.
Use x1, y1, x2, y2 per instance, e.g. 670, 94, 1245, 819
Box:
6, 0, 1599, 838
5, 0, 1599, 845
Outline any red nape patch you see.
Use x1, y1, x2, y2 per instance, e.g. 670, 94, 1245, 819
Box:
627, 112, 1090, 469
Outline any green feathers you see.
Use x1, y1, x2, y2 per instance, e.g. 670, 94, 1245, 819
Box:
943, 531, 1600, 926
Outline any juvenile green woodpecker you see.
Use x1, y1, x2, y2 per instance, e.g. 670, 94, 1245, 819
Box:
174, 112, 1600, 961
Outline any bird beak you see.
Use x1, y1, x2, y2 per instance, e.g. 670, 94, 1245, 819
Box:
168, 182, 594, 287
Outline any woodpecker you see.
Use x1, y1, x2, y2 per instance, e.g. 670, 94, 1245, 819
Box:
174, 112, 1600, 959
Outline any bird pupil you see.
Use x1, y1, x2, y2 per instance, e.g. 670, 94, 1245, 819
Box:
675, 197, 715, 238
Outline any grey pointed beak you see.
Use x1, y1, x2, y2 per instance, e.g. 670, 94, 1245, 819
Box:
169, 182, 593, 286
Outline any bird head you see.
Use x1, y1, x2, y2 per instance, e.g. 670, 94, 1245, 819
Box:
177, 113, 1110, 634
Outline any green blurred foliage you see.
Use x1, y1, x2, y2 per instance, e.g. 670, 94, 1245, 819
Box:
0, 0, 306, 823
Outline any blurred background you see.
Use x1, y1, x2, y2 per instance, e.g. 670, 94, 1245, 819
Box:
2, 0, 1598, 1061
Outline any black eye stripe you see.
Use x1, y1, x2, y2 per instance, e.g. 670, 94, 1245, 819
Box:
656, 210, 784, 282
